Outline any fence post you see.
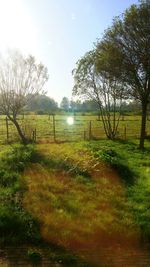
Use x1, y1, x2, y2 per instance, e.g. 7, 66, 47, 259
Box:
32, 128, 37, 143
52, 115, 56, 142
97, 112, 100, 121
32, 130, 35, 142
74, 112, 76, 121
83, 130, 86, 141
89, 121, 92, 140
124, 125, 126, 140
34, 128, 37, 142
6, 116, 9, 142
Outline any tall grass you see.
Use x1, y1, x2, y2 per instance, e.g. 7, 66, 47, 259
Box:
23, 141, 148, 265
0, 145, 41, 244
1, 140, 149, 265
0, 144, 92, 266
87, 139, 150, 243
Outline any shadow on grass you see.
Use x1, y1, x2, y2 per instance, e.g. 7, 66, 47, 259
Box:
87, 139, 141, 186
30, 149, 92, 185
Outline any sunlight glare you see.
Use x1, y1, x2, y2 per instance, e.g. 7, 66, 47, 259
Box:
67, 117, 74, 125
0, 0, 37, 55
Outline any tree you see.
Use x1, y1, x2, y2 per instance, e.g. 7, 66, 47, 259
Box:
26, 94, 58, 112
81, 100, 99, 112
60, 97, 70, 111
95, 0, 150, 148
0, 50, 48, 144
70, 99, 83, 112
73, 50, 126, 139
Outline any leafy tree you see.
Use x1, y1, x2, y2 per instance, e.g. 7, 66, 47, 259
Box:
73, 50, 126, 139
0, 50, 48, 144
82, 100, 99, 112
26, 94, 58, 112
96, 0, 150, 148
70, 99, 83, 112
60, 97, 70, 111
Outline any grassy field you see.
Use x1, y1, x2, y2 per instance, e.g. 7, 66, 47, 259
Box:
0, 113, 150, 143
0, 139, 150, 266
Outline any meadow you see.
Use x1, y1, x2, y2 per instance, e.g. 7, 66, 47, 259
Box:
0, 139, 150, 266
0, 113, 150, 143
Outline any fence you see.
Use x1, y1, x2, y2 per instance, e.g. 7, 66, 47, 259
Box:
0, 114, 150, 144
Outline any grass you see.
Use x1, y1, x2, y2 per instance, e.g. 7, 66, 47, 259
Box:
0, 113, 150, 143
0, 144, 41, 245
21, 140, 150, 265
0, 143, 96, 266
87, 139, 150, 242
0, 146, 40, 244
0, 139, 150, 266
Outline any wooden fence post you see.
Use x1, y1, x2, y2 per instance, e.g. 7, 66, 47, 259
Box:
124, 125, 127, 140
34, 128, 37, 142
35, 128, 36, 142
6, 117, 9, 142
97, 112, 101, 121
83, 130, 86, 141
32, 130, 35, 142
89, 121, 92, 140
32, 128, 37, 143
52, 115, 56, 142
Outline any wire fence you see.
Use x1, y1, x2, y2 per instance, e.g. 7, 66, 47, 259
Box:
0, 114, 150, 144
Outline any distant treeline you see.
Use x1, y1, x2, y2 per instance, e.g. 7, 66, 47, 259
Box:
24, 94, 145, 114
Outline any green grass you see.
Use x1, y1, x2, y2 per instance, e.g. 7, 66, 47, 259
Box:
20, 140, 149, 265
87, 139, 150, 242
0, 144, 42, 244
0, 113, 150, 143
0, 143, 95, 266
0, 139, 150, 266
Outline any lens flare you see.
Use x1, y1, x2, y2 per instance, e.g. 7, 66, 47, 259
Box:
67, 117, 74, 125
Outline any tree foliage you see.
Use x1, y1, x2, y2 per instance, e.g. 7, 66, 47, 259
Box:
26, 94, 58, 112
60, 97, 70, 111
73, 50, 126, 139
0, 50, 48, 144
95, 0, 150, 148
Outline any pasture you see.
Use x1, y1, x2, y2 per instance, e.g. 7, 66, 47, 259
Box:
0, 113, 150, 143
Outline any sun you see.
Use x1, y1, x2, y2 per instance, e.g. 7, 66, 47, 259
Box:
67, 117, 74, 125
0, 0, 37, 55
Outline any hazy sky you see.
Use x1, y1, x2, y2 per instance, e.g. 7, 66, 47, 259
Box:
0, 0, 138, 103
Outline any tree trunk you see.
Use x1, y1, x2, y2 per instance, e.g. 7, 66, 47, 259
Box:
139, 103, 147, 150
8, 116, 28, 145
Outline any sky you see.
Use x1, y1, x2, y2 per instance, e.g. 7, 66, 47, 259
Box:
0, 0, 138, 104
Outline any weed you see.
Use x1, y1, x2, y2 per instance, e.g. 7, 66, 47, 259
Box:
27, 249, 42, 262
